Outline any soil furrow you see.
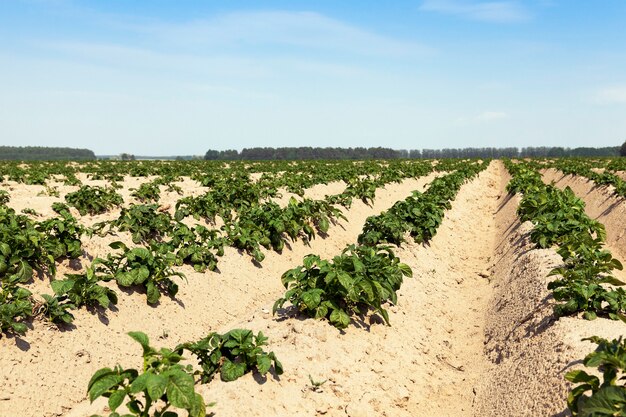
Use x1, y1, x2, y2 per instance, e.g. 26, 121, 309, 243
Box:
0, 174, 438, 417
69, 162, 504, 417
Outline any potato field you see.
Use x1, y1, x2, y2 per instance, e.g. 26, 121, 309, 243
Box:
1, 158, 626, 417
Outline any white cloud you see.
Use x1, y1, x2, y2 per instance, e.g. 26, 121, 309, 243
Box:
456, 111, 509, 124
594, 86, 626, 104
420, 0, 529, 22
138, 11, 431, 58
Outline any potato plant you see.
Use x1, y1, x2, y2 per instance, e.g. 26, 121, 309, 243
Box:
165, 224, 225, 272
131, 182, 161, 203
274, 244, 412, 329
51, 267, 118, 310
0, 279, 32, 336
88, 330, 282, 416
38, 294, 76, 324
0, 190, 9, 205
176, 329, 283, 383
88, 331, 207, 417
95, 242, 184, 305
566, 336, 626, 416
505, 160, 626, 320
105, 204, 176, 244
65, 185, 123, 215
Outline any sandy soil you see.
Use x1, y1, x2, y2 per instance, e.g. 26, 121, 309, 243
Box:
0, 173, 438, 417
473, 167, 626, 417
3, 162, 626, 416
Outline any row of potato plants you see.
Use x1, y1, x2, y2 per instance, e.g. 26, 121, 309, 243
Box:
505, 160, 625, 320
87, 329, 283, 416
0, 159, 427, 191
273, 160, 489, 329
541, 158, 626, 198
505, 160, 626, 416
79, 160, 454, 415
73, 160, 444, 415
0, 160, 440, 337
0, 201, 87, 335
357, 162, 488, 247
87, 161, 435, 266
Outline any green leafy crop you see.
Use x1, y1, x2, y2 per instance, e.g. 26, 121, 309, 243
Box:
95, 242, 184, 305
566, 336, 626, 416
105, 204, 175, 244
65, 185, 123, 215
176, 329, 283, 383
88, 329, 283, 417
38, 294, 76, 324
505, 160, 626, 321
0, 278, 32, 336
274, 244, 412, 329
88, 331, 207, 417
131, 182, 161, 203
51, 266, 118, 310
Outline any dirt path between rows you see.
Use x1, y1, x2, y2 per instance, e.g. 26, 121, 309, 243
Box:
475, 165, 626, 417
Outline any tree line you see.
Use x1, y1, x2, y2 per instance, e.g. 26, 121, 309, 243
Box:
205, 146, 622, 160
0, 146, 96, 160
205, 147, 399, 160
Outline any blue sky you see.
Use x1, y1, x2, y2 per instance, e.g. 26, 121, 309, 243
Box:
1, 1, 625, 155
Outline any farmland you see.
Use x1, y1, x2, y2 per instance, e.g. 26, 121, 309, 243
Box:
1, 158, 626, 417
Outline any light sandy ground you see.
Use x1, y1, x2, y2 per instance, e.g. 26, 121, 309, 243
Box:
474, 167, 626, 417
0, 172, 438, 417
3, 162, 626, 416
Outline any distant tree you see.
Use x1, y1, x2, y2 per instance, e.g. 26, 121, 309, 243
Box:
120, 153, 135, 161
0, 146, 95, 160
621, 141, 626, 157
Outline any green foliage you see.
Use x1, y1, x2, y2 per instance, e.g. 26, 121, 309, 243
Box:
21, 208, 39, 216
0, 146, 96, 161
0, 279, 32, 336
95, 242, 184, 305
0, 206, 54, 281
343, 177, 379, 205
39, 294, 76, 324
566, 336, 626, 416
131, 182, 161, 203
88, 329, 282, 416
518, 186, 605, 249
37, 205, 85, 260
51, 267, 118, 310
550, 158, 626, 198
87, 332, 207, 417
0, 190, 9, 205
65, 185, 123, 215
165, 224, 225, 272
176, 329, 283, 383
358, 165, 485, 246
274, 244, 412, 329
505, 167, 544, 194
505, 160, 626, 321
359, 213, 407, 246
105, 204, 175, 244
